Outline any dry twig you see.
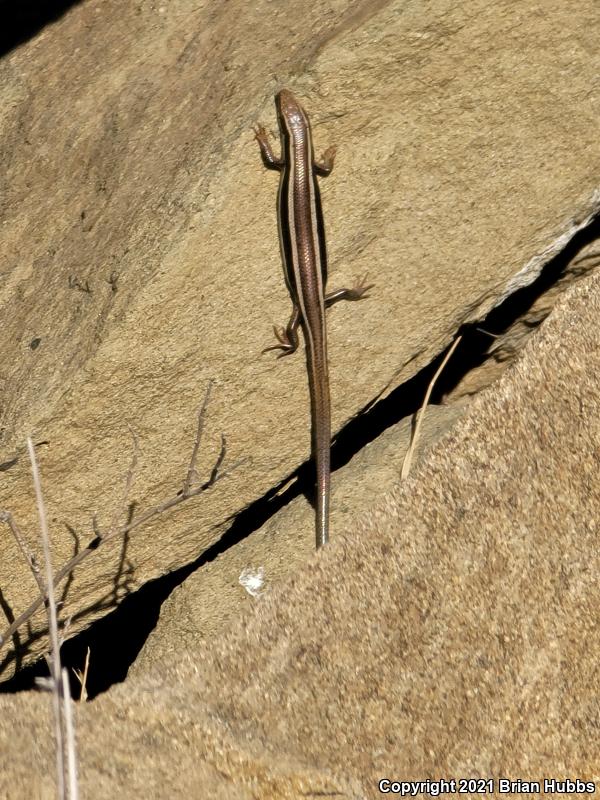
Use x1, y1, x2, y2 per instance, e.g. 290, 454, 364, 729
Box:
401, 335, 462, 480
28, 438, 77, 799
61, 667, 79, 800
0, 386, 245, 651
73, 647, 91, 703
0, 510, 44, 597
106, 427, 139, 540
182, 379, 213, 496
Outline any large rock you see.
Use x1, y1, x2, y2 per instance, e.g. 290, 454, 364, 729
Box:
1, 0, 599, 678
1, 219, 599, 799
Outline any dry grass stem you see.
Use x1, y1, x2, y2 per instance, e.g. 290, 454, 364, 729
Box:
73, 647, 91, 702
27, 438, 71, 799
401, 335, 462, 480
61, 667, 79, 800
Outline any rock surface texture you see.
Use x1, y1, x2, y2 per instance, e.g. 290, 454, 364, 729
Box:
0, 0, 600, 677
1, 2, 600, 795
2, 221, 600, 797
0, 0, 599, 675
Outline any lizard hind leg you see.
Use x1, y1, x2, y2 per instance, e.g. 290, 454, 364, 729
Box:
325, 274, 374, 306
262, 306, 301, 357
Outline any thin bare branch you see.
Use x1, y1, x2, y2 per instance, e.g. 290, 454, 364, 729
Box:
61, 667, 79, 800
0, 394, 246, 651
0, 510, 45, 597
58, 616, 72, 650
401, 335, 462, 480
106, 427, 139, 539
475, 327, 501, 339
182, 380, 213, 496
206, 455, 247, 490
27, 437, 66, 799
207, 434, 227, 488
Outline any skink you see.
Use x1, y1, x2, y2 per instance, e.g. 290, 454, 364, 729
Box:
255, 88, 372, 549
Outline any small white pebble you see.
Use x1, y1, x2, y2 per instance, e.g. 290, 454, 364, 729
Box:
239, 566, 265, 597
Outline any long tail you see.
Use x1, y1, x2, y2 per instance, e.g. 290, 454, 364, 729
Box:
306, 339, 331, 549
315, 439, 330, 548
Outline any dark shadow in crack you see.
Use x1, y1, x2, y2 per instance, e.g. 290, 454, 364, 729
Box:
0, 518, 135, 696
0, 0, 86, 58
435, 212, 600, 400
